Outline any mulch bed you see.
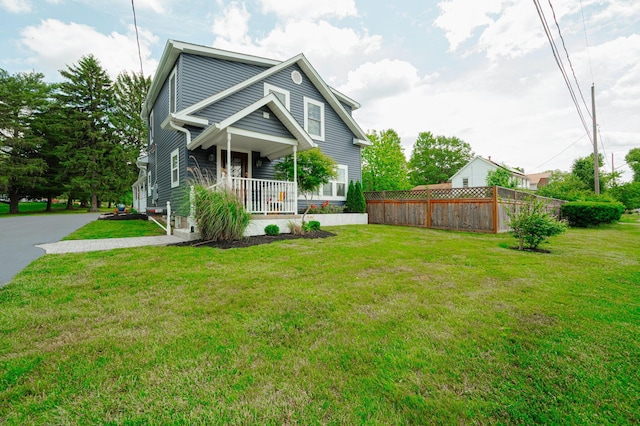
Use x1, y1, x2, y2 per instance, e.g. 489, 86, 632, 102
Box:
99, 213, 148, 221
170, 230, 336, 249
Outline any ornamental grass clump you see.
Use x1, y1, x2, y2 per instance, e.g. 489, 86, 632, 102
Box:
506, 198, 567, 251
193, 185, 251, 241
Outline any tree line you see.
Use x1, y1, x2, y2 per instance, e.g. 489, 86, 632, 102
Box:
361, 128, 640, 210
0, 55, 150, 214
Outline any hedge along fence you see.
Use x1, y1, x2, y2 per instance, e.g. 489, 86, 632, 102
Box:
364, 187, 565, 233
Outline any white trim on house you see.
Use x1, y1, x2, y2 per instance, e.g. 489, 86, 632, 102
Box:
187, 93, 316, 160
170, 148, 179, 188
319, 164, 348, 200
303, 97, 325, 142
216, 145, 252, 181
149, 110, 154, 144
147, 170, 152, 197
142, 41, 369, 144
169, 68, 177, 114
264, 83, 290, 110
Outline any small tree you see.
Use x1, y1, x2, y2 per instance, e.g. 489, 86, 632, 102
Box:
486, 167, 516, 188
354, 181, 366, 213
274, 148, 337, 224
506, 198, 567, 251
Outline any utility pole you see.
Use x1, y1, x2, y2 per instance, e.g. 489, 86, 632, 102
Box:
592, 84, 600, 195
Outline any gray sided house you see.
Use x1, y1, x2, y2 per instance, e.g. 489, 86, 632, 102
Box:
135, 40, 370, 226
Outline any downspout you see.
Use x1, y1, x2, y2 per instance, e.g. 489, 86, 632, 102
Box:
168, 120, 191, 146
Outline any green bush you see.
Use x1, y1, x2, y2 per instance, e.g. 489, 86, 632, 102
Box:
354, 181, 367, 213
561, 201, 624, 227
302, 220, 321, 232
264, 224, 279, 236
506, 199, 567, 250
193, 185, 251, 241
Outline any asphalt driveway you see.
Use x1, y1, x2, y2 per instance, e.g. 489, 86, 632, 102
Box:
0, 213, 101, 287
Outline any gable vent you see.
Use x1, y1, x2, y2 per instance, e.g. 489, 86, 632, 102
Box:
291, 70, 303, 85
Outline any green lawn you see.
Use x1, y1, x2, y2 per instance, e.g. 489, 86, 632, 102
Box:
0, 202, 111, 216
1, 224, 638, 424
62, 219, 166, 240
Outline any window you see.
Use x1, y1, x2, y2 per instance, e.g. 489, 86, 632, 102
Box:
169, 68, 177, 113
147, 171, 152, 197
304, 97, 325, 141
170, 148, 179, 188
321, 165, 347, 199
462, 177, 469, 188
264, 83, 290, 110
149, 110, 154, 144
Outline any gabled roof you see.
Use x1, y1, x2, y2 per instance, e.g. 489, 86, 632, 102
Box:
142, 40, 367, 146
187, 93, 317, 160
449, 156, 528, 181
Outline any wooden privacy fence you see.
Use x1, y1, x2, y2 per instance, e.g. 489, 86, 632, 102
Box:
364, 187, 565, 233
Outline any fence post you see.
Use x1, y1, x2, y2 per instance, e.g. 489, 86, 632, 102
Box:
426, 188, 431, 228
166, 201, 171, 236
382, 190, 386, 224
493, 186, 499, 233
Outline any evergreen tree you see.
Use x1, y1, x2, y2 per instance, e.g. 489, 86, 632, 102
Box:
345, 180, 356, 212
354, 180, 367, 213
57, 55, 116, 212
0, 69, 50, 213
408, 132, 474, 185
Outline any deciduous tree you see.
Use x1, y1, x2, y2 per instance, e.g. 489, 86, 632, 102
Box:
625, 148, 640, 182
408, 131, 474, 185
362, 129, 411, 191
486, 167, 516, 188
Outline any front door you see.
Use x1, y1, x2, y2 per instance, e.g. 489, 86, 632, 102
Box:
221, 150, 249, 178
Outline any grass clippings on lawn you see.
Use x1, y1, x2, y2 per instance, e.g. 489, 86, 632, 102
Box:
1, 223, 639, 424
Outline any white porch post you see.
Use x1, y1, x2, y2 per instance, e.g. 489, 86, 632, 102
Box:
226, 133, 232, 188
293, 145, 298, 214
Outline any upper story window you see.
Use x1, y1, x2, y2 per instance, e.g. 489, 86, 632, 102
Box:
264, 83, 290, 110
169, 68, 177, 114
304, 97, 325, 141
171, 148, 179, 188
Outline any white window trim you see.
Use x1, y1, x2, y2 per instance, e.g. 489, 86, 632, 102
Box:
264, 83, 290, 110
319, 164, 347, 201
303, 96, 325, 141
170, 148, 179, 188
169, 68, 177, 114
462, 177, 469, 188
149, 109, 154, 145
147, 171, 152, 197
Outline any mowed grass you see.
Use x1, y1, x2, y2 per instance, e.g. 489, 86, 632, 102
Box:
62, 219, 166, 240
0, 224, 638, 424
0, 202, 111, 216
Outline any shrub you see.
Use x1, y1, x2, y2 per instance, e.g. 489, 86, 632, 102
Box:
287, 220, 303, 235
506, 199, 567, 250
193, 185, 251, 241
307, 201, 345, 214
302, 220, 321, 232
561, 201, 625, 227
345, 180, 356, 212
264, 224, 279, 236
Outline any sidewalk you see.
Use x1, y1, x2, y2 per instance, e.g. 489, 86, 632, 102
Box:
36, 235, 183, 254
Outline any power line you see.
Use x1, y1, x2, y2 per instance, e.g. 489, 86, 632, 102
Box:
131, 0, 144, 77
547, 0, 591, 119
579, 0, 595, 83
532, 0, 592, 142
530, 132, 589, 172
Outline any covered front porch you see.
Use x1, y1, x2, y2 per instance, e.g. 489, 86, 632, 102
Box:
184, 93, 318, 215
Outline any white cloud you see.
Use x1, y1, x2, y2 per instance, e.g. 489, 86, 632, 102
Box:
212, 1, 251, 46
19, 19, 159, 80
258, 0, 357, 21
1, 0, 32, 13
433, 0, 502, 51
134, 0, 171, 14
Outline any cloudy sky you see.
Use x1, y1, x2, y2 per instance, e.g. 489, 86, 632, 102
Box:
1, 0, 638, 180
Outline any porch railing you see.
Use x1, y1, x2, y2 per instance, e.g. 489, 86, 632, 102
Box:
213, 177, 298, 215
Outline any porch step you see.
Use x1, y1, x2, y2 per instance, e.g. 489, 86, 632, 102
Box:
173, 228, 201, 241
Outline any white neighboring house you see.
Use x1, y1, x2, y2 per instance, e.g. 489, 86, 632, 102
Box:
131, 154, 148, 213
450, 156, 530, 189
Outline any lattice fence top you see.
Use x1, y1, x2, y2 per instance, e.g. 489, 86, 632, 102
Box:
364, 187, 494, 200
